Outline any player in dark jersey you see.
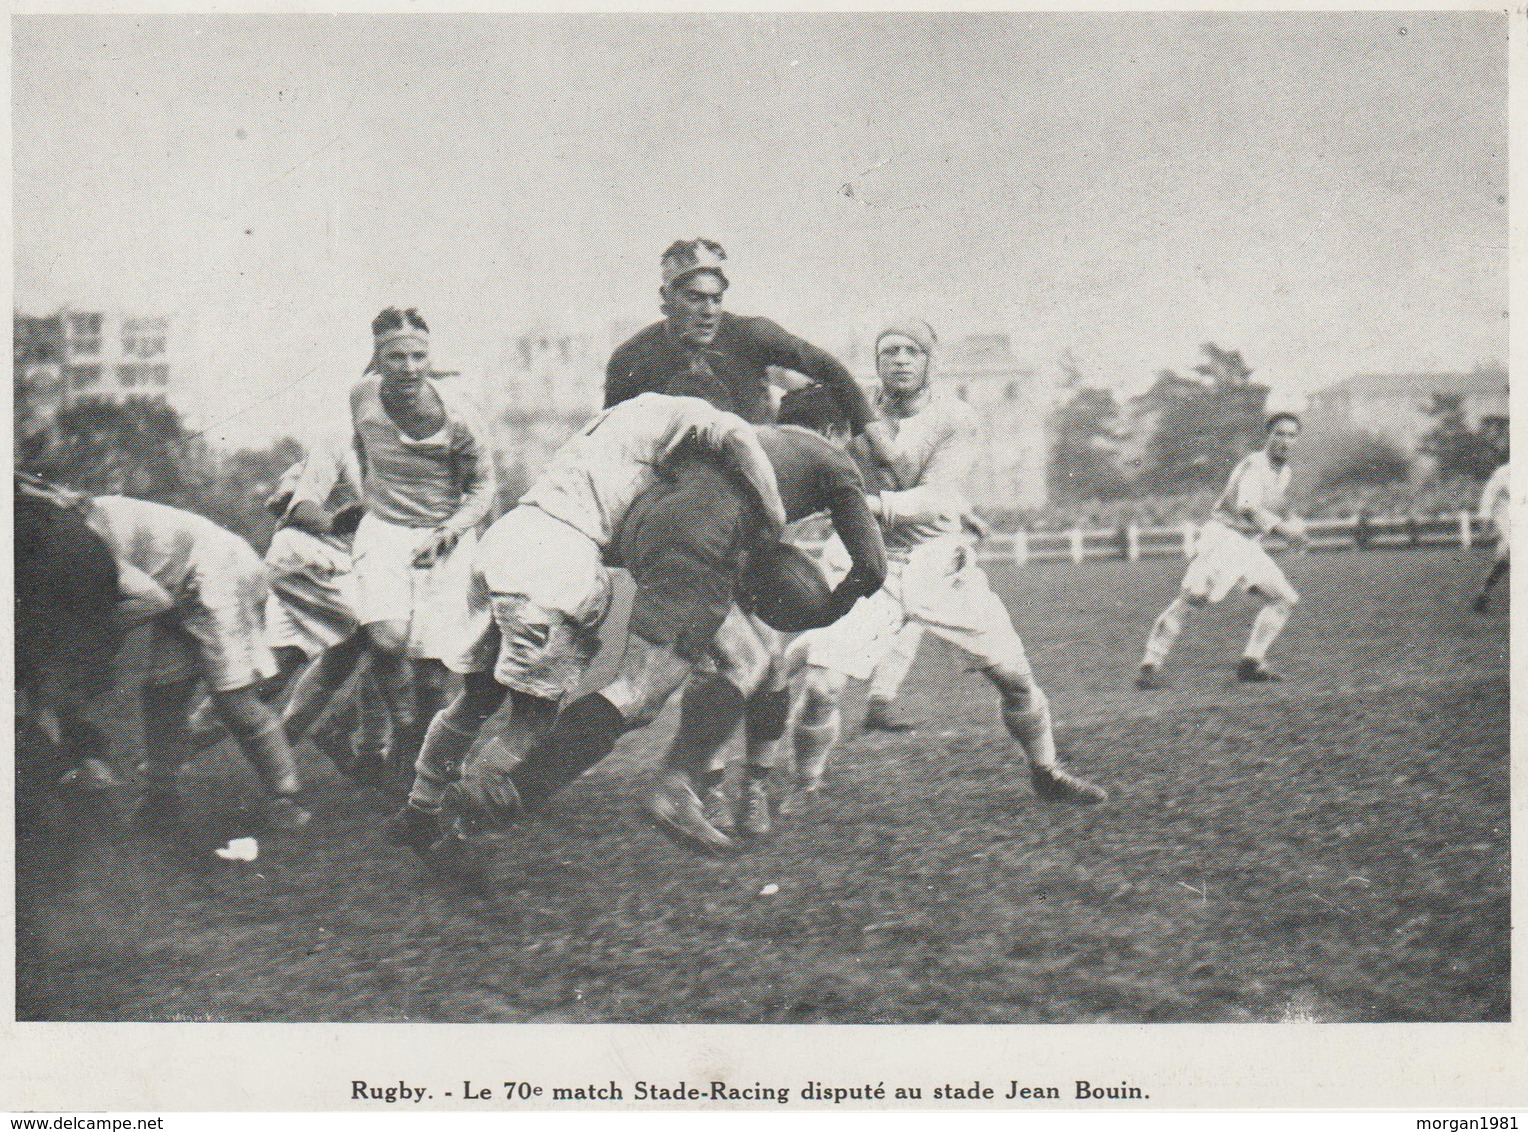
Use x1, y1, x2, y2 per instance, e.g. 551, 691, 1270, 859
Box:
605, 238, 896, 460
648, 384, 889, 851
406, 396, 885, 873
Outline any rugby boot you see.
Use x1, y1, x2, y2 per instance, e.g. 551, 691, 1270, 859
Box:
861, 697, 919, 733
1236, 658, 1283, 683
734, 776, 773, 840
647, 772, 738, 856
383, 803, 441, 856
264, 795, 313, 831
1030, 764, 1108, 806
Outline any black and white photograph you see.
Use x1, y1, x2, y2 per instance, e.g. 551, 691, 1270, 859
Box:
7, 5, 1521, 1113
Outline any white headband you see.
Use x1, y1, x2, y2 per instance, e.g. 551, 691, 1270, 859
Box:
374, 326, 429, 351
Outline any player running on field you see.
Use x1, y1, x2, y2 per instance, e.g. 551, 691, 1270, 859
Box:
81, 494, 312, 830
1474, 458, 1510, 613
788, 318, 1107, 808
286, 307, 495, 780
1137, 412, 1306, 687
648, 384, 888, 850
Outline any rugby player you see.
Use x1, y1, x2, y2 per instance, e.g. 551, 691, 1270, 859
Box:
81, 493, 312, 830
1474, 459, 1510, 613
258, 462, 390, 780
652, 385, 888, 847
1137, 413, 1305, 687
287, 307, 495, 777
386, 391, 885, 866
787, 318, 1108, 807
607, 239, 898, 838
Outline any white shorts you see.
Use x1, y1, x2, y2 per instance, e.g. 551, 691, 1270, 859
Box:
799, 535, 1028, 682
351, 513, 477, 660
440, 506, 613, 700
1181, 521, 1299, 605
145, 534, 278, 692
263, 527, 358, 657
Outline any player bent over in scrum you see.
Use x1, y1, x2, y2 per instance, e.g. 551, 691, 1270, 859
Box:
82, 494, 312, 831
650, 385, 887, 849
1137, 413, 1305, 688
788, 318, 1107, 808
384, 393, 791, 862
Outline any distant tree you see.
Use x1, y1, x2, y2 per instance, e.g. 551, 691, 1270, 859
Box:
1313, 430, 1412, 490
17, 395, 303, 549
1417, 394, 1502, 481
22, 397, 212, 510
1049, 385, 1130, 501
1139, 344, 1269, 494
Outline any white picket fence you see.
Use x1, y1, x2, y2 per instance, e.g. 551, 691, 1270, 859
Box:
978, 511, 1495, 567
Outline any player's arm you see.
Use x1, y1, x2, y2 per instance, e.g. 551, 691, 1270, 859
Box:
413, 397, 499, 567
872, 410, 979, 528
115, 562, 176, 626
820, 460, 888, 613
745, 315, 891, 452
285, 433, 351, 537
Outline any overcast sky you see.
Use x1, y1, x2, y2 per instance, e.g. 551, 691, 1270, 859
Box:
13, 12, 1508, 447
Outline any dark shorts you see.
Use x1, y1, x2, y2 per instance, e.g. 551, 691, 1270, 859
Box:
614, 454, 753, 662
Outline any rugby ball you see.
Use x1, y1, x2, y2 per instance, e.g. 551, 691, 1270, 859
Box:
740, 542, 836, 633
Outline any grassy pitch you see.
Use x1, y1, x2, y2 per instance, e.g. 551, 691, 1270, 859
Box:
27, 546, 1509, 1022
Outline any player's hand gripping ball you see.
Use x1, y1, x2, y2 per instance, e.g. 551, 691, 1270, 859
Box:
739, 542, 837, 633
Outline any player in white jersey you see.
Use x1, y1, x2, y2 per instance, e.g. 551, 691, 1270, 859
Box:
788, 318, 1108, 807
383, 392, 788, 859
287, 307, 496, 780
1137, 413, 1305, 687
1473, 460, 1510, 612
81, 494, 312, 830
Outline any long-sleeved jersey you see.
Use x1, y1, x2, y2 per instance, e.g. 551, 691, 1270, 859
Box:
291, 375, 495, 533
500, 392, 785, 554
757, 424, 886, 605
851, 386, 980, 559
1480, 463, 1511, 525
1210, 451, 1292, 538
605, 312, 874, 433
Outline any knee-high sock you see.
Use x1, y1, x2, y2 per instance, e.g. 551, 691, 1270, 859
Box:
370, 651, 416, 736
510, 693, 628, 812
283, 641, 364, 742
1002, 696, 1057, 771
664, 673, 747, 778
140, 680, 198, 789
409, 713, 481, 813
1142, 596, 1193, 667
237, 719, 302, 797
1243, 601, 1292, 663
743, 686, 791, 775
868, 623, 922, 703
793, 710, 840, 785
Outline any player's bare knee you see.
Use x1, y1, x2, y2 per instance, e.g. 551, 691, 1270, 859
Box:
797, 665, 846, 726
366, 621, 410, 656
